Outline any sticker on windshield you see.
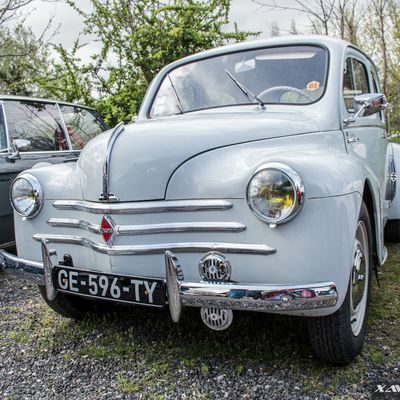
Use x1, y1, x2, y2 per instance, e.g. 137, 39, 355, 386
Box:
306, 81, 320, 91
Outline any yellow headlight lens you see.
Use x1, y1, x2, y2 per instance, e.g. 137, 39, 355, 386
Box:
247, 163, 304, 224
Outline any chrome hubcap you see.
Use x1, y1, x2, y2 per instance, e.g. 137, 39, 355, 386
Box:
350, 221, 369, 336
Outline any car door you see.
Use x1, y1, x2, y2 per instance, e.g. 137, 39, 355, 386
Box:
0, 100, 74, 247
0, 102, 15, 246
341, 52, 388, 194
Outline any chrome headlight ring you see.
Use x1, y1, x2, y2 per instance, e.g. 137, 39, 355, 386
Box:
10, 173, 43, 218
246, 162, 305, 225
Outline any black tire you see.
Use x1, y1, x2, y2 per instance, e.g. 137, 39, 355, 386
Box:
38, 285, 110, 321
308, 202, 373, 365
384, 219, 400, 242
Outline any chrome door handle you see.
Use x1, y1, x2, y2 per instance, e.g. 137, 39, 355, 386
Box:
347, 137, 359, 143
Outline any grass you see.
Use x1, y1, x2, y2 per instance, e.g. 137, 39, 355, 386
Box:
1, 244, 399, 398
390, 136, 400, 145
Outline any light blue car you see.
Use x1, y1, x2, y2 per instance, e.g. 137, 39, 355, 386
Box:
1, 35, 397, 365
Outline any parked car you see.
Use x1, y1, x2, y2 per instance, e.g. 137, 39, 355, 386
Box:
1, 36, 397, 364
0, 96, 107, 248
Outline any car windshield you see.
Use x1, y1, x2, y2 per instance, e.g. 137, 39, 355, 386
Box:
150, 45, 328, 118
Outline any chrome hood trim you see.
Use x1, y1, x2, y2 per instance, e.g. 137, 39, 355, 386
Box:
98, 122, 124, 202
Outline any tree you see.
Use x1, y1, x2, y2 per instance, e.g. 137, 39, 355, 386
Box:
0, 0, 34, 26
42, 0, 256, 125
0, 23, 50, 95
253, 0, 336, 35
253, 0, 364, 41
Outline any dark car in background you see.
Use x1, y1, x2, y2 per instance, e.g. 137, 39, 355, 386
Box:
0, 96, 107, 249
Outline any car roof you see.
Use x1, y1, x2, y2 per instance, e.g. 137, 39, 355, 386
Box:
0, 95, 96, 111
162, 34, 374, 72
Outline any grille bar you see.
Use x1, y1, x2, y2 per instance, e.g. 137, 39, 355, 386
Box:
33, 234, 276, 256
48, 218, 246, 235
53, 199, 233, 214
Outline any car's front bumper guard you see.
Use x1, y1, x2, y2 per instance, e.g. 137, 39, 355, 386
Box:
0, 244, 338, 318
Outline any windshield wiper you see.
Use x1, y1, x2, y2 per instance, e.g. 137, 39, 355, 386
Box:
168, 74, 185, 114
225, 68, 265, 108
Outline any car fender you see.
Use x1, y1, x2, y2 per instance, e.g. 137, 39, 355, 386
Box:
166, 130, 385, 265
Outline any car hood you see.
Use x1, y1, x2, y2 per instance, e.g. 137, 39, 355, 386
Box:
77, 109, 320, 201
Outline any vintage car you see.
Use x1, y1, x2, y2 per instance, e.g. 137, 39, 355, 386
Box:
0, 96, 107, 249
0, 36, 397, 365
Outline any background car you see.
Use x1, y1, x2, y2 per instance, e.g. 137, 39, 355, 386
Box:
0, 96, 107, 249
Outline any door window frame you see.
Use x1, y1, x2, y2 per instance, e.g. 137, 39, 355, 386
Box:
342, 56, 370, 114
0, 99, 106, 155
0, 102, 10, 152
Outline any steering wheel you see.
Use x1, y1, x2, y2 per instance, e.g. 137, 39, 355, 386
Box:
257, 86, 314, 102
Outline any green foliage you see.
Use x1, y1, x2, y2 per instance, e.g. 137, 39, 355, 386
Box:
41, 0, 256, 125
0, 23, 50, 96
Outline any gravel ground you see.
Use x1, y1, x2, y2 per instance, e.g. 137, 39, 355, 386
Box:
1, 246, 399, 400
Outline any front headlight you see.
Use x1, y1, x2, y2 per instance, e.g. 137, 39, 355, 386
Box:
10, 173, 43, 218
246, 162, 304, 224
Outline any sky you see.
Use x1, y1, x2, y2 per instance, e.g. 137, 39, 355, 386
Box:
19, 0, 309, 63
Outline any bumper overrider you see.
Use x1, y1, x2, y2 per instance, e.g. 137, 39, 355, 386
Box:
0, 241, 338, 322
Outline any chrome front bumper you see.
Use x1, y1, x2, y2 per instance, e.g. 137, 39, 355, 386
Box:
0, 249, 45, 285
0, 246, 338, 316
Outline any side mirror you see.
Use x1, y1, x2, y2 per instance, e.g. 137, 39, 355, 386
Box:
353, 93, 388, 119
13, 138, 31, 151
1, 139, 30, 162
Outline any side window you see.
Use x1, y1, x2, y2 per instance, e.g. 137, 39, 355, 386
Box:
59, 105, 107, 150
342, 58, 370, 113
3, 101, 68, 152
150, 78, 182, 118
0, 105, 7, 150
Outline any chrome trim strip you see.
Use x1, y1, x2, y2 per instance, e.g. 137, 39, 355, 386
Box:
41, 239, 57, 300
47, 218, 246, 235
165, 251, 337, 317
48, 218, 100, 233
1, 102, 11, 150
53, 199, 233, 214
0, 250, 45, 285
33, 234, 275, 255
99, 122, 124, 202
0, 241, 15, 250
56, 102, 73, 150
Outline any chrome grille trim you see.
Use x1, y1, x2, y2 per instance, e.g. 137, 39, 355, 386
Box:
48, 218, 99, 233
53, 199, 233, 214
32, 234, 276, 256
47, 218, 246, 235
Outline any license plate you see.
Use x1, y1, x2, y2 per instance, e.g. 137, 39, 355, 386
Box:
52, 266, 166, 307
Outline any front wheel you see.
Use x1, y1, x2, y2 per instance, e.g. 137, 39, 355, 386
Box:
308, 202, 372, 365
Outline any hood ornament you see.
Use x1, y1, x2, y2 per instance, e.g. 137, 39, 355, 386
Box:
99, 122, 125, 202
100, 215, 117, 246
